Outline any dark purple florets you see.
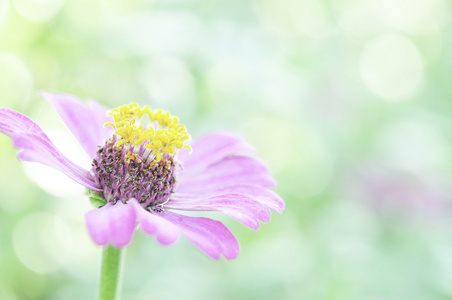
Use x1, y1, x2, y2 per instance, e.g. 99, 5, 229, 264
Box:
91, 138, 176, 211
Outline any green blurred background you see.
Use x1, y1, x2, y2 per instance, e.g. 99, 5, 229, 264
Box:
1, 0, 452, 299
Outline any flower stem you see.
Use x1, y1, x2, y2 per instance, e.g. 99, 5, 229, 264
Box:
99, 245, 125, 300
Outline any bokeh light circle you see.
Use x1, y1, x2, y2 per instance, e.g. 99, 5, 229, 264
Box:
13, 212, 73, 274
360, 33, 423, 100
0, 53, 33, 107
12, 0, 65, 22
380, 0, 448, 35
333, 0, 448, 39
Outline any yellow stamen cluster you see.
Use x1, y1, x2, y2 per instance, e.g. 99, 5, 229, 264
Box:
105, 103, 191, 161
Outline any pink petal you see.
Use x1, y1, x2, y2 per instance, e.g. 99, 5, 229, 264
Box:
176, 156, 276, 193
167, 193, 272, 230
159, 211, 240, 260
129, 199, 180, 245
85, 201, 137, 248
0, 108, 100, 191
174, 183, 285, 213
42, 92, 114, 158
177, 132, 255, 176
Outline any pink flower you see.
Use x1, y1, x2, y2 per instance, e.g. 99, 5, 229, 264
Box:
0, 93, 284, 260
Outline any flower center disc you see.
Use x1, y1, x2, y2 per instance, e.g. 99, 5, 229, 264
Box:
91, 103, 190, 211
92, 138, 176, 211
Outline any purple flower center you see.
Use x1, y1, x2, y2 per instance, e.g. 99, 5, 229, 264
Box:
91, 137, 177, 211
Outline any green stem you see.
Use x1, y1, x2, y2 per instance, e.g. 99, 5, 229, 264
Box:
98, 246, 125, 300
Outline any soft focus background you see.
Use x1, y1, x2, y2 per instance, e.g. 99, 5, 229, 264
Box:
1, 0, 452, 299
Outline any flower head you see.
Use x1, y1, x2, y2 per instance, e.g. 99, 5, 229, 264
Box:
0, 93, 284, 260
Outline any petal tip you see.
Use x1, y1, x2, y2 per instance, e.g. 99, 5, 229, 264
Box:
156, 232, 180, 246
85, 202, 137, 248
